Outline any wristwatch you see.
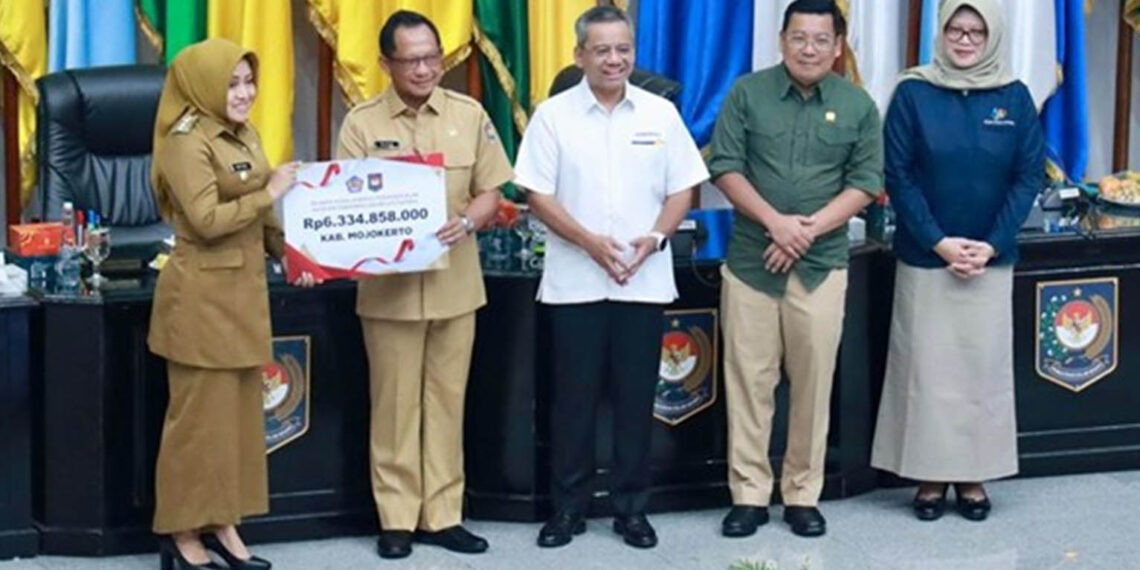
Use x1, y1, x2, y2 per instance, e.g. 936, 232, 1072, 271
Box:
649, 231, 668, 252
459, 214, 476, 235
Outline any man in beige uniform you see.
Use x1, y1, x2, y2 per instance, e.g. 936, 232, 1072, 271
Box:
335, 10, 513, 561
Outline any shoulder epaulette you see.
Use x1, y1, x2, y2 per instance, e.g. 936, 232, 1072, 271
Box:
442, 89, 481, 109
171, 111, 199, 135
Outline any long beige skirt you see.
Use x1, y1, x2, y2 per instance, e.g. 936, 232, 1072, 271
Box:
870, 262, 1018, 482
153, 362, 269, 534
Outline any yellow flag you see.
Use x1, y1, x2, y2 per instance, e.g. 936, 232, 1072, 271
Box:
207, 1, 295, 166
308, 0, 338, 54
834, 0, 863, 88
528, 0, 594, 110
308, 0, 473, 106
0, 0, 47, 207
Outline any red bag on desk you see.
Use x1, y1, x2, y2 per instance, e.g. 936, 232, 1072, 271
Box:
9, 223, 64, 257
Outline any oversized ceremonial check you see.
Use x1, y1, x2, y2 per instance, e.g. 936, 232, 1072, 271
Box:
281, 155, 449, 282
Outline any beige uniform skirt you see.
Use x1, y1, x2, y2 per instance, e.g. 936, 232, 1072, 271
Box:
153, 362, 269, 534
870, 262, 1018, 482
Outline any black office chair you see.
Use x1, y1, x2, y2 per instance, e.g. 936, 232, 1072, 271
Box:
548, 66, 682, 102
35, 65, 171, 247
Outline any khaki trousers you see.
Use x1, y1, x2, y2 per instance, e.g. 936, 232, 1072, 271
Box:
361, 313, 475, 531
153, 362, 268, 534
722, 266, 847, 507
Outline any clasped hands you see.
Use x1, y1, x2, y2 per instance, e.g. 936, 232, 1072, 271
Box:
762, 213, 818, 274
584, 233, 659, 285
934, 237, 995, 279
762, 217, 996, 280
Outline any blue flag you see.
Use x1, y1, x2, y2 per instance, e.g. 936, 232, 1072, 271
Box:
1041, 0, 1089, 182
635, 0, 753, 147
49, 0, 136, 73
917, 0, 939, 65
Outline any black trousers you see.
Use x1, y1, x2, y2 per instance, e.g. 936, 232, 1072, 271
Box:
547, 301, 664, 517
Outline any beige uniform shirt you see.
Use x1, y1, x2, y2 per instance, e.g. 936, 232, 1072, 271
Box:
336, 87, 514, 321
149, 113, 285, 368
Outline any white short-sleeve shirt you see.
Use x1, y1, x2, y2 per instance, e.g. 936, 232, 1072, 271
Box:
514, 80, 710, 305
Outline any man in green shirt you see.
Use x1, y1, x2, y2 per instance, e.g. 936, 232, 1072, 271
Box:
707, 0, 883, 539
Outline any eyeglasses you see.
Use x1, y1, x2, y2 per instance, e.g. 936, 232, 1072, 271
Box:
386, 53, 443, 69
944, 26, 987, 45
784, 33, 837, 52
582, 43, 634, 59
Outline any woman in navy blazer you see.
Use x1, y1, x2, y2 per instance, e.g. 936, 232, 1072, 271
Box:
870, 0, 1044, 523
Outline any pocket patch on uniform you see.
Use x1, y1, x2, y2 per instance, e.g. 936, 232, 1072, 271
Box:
631, 131, 665, 146
483, 121, 499, 143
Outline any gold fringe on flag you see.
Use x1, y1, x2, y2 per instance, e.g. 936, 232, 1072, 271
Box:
0, 38, 40, 205
135, 2, 164, 54
473, 22, 529, 134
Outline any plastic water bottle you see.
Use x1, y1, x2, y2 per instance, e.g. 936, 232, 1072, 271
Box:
55, 201, 81, 294
882, 201, 896, 244
29, 261, 49, 292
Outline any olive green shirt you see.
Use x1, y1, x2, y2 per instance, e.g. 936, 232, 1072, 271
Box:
707, 64, 883, 297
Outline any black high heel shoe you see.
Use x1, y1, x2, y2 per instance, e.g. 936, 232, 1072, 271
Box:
158, 536, 222, 570
201, 534, 272, 569
954, 484, 992, 521
912, 484, 949, 521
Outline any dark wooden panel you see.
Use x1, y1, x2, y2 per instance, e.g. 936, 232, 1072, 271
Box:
0, 299, 38, 560
465, 249, 884, 521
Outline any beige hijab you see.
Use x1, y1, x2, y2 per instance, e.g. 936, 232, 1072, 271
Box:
151, 38, 258, 219
898, 0, 1015, 90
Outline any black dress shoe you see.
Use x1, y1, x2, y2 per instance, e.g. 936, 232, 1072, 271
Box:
956, 494, 992, 521
200, 535, 271, 569
537, 510, 586, 548
612, 514, 657, 549
721, 505, 770, 537
376, 531, 413, 559
414, 525, 489, 554
912, 487, 948, 521
783, 506, 826, 537
158, 536, 222, 570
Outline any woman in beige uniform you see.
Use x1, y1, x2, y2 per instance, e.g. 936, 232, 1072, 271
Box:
148, 38, 311, 570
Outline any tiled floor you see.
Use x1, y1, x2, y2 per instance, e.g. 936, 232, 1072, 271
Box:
3, 471, 1137, 569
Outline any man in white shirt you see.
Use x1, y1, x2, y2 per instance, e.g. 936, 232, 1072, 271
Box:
514, 5, 709, 551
